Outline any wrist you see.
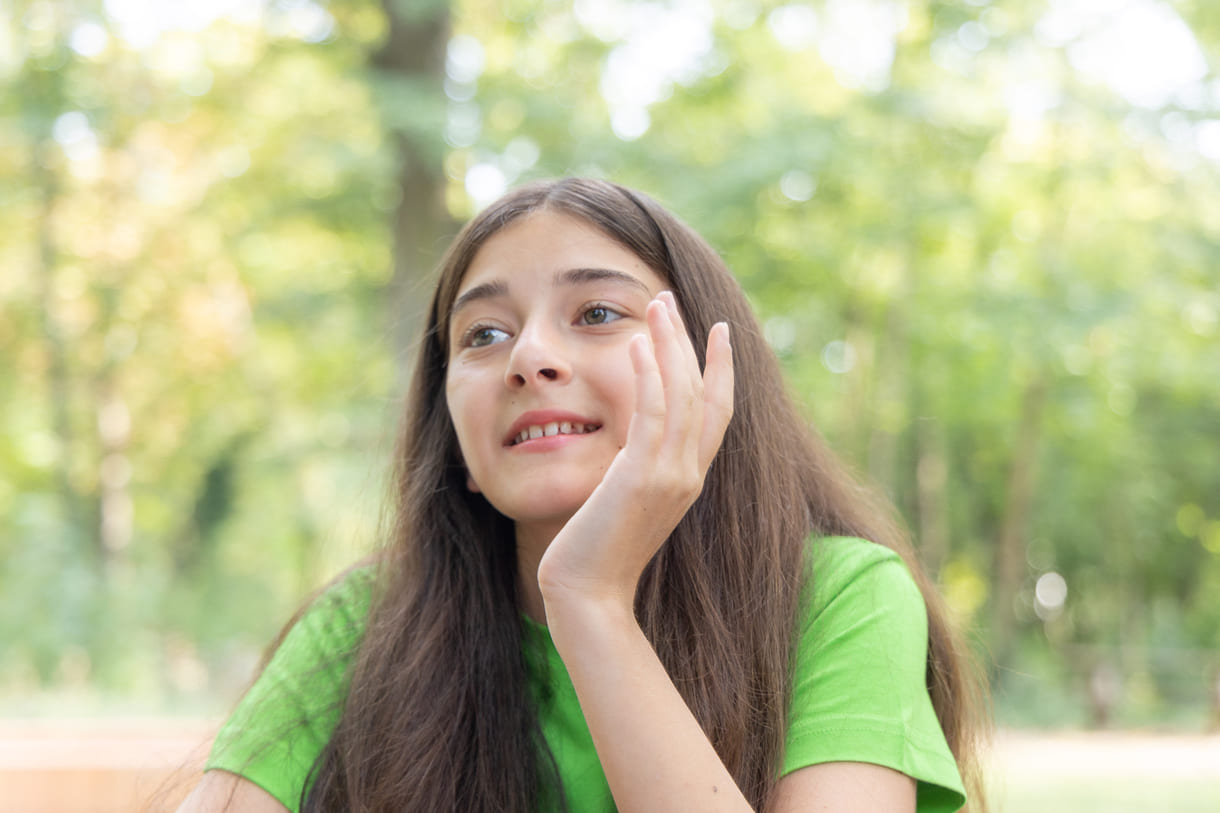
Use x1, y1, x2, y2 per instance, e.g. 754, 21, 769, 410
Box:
536, 553, 641, 618
540, 582, 639, 640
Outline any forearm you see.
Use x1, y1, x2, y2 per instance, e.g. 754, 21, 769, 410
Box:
543, 590, 754, 813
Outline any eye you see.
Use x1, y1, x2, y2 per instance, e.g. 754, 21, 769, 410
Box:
580, 304, 623, 326
463, 324, 510, 348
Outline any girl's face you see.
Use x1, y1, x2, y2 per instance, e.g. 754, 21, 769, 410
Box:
445, 210, 668, 532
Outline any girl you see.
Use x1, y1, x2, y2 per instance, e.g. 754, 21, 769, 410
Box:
178, 178, 987, 812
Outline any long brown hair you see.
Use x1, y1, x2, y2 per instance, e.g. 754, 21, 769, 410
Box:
303, 178, 987, 811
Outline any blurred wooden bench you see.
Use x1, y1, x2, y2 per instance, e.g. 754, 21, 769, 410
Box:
0, 719, 216, 813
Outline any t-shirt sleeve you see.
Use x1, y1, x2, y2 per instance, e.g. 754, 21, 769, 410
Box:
204, 569, 372, 813
783, 537, 966, 813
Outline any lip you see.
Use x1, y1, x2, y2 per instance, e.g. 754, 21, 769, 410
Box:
503, 409, 602, 447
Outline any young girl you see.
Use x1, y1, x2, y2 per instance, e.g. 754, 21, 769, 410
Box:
178, 178, 987, 812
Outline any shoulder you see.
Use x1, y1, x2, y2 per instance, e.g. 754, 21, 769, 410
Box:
254, 564, 375, 682
205, 565, 377, 812
807, 535, 911, 587
289, 565, 377, 647
803, 536, 924, 630
247, 562, 376, 718
794, 536, 928, 689
785, 536, 966, 811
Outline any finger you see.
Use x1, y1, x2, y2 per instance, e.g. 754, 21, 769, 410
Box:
647, 297, 699, 444
658, 291, 701, 390
628, 331, 666, 442
698, 321, 734, 467
647, 297, 687, 401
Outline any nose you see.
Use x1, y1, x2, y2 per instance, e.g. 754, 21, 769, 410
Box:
505, 322, 572, 388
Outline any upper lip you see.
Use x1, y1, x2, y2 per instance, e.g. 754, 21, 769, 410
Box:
503, 409, 601, 446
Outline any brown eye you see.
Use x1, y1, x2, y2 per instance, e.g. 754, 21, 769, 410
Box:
581, 305, 621, 326
466, 326, 509, 347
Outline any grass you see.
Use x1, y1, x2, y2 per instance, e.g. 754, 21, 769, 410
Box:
994, 776, 1220, 813
987, 728, 1220, 813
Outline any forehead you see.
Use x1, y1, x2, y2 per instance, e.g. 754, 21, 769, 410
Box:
456, 210, 667, 295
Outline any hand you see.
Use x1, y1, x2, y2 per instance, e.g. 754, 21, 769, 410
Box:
536, 290, 734, 613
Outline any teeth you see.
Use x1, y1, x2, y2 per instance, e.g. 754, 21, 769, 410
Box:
512, 423, 599, 444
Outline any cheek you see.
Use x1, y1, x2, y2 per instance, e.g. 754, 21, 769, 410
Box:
445, 393, 484, 491
446, 367, 502, 445
444, 377, 478, 454
599, 352, 641, 441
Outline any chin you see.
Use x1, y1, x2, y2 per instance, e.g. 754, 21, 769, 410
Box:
489, 487, 593, 525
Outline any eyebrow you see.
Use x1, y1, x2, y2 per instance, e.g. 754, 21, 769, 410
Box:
450, 279, 508, 316
556, 266, 651, 294
450, 267, 651, 317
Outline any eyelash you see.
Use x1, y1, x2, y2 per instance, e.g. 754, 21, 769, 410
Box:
578, 301, 624, 326
459, 323, 509, 348
457, 303, 626, 349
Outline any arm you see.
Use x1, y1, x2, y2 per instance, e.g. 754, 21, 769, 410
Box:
778, 540, 965, 812
771, 763, 916, 812
538, 294, 918, 812
546, 593, 917, 813
538, 293, 748, 811
175, 770, 289, 813
543, 592, 752, 811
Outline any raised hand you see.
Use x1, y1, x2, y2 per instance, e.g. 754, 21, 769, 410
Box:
536, 290, 734, 613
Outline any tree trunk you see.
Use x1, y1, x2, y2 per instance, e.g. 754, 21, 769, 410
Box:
374, 0, 456, 391
915, 416, 949, 575
990, 376, 1046, 672
30, 61, 106, 567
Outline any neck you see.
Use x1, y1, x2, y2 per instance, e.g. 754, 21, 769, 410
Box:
514, 519, 564, 625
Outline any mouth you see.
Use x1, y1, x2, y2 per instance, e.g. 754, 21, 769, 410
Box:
508, 421, 602, 447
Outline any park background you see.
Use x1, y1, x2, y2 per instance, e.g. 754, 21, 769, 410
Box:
1, 0, 1218, 810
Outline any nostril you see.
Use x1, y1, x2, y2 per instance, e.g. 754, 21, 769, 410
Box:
539, 368, 558, 380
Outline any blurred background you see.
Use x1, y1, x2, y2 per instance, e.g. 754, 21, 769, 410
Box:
1, 0, 1218, 810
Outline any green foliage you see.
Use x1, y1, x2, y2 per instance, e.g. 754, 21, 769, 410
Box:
2, 0, 1217, 725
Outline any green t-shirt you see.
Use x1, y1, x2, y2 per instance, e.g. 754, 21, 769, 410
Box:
207, 537, 966, 811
